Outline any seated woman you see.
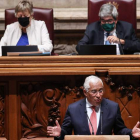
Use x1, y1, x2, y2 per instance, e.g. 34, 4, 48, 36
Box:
0, 0, 53, 56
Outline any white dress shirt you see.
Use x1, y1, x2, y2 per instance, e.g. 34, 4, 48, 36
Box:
104, 29, 121, 55
86, 98, 100, 130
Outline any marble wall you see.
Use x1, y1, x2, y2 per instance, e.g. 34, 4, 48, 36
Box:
0, 0, 87, 8
138, 0, 140, 7
0, 0, 140, 9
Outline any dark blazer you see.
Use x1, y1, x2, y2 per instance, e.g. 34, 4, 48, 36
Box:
55, 98, 133, 140
76, 21, 140, 54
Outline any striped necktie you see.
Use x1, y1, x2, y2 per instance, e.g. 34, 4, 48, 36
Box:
105, 32, 110, 45
89, 106, 97, 135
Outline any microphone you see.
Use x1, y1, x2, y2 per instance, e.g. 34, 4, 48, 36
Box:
116, 31, 124, 55
100, 110, 103, 135
85, 110, 94, 135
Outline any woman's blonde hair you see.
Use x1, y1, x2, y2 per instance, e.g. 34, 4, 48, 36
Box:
15, 0, 33, 16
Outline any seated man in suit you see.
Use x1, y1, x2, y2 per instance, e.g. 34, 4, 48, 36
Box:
47, 75, 140, 140
76, 3, 140, 54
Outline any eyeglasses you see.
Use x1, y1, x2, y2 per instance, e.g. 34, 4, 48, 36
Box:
101, 19, 114, 24
88, 89, 104, 95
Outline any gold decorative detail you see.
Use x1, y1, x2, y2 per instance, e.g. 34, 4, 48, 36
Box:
108, 2, 119, 9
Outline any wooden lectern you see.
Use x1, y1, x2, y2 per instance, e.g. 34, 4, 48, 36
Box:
65, 135, 130, 140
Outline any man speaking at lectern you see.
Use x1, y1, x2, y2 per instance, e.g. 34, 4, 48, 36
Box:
47, 75, 140, 140
76, 3, 140, 55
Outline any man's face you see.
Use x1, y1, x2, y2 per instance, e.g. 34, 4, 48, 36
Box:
100, 16, 117, 32
100, 16, 117, 25
84, 80, 104, 106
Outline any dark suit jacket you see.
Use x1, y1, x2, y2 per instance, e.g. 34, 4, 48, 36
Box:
76, 21, 140, 54
55, 98, 133, 140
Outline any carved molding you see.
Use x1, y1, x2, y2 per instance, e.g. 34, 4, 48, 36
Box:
63, 86, 84, 98
20, 83, 84, 138
105, 75, 140, 100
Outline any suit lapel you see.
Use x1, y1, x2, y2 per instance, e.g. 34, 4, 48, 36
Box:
79, 98, 91, 135
116, 23, 124, 39
96, 98, 109, 135
13, 24, 22, 46
99, 23, 104, 45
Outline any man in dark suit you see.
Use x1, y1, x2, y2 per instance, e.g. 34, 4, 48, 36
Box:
76, 3, 140, 54
47, 75, 140, 140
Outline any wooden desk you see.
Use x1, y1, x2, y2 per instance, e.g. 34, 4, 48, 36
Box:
0, 55, 139, 140
0, 55, 140, 75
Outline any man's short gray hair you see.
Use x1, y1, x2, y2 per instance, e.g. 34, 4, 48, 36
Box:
83, 75, 103, 92
98, 3, 118, 20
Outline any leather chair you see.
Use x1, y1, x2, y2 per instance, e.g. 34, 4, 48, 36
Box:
5, 8, 54, 45
88, 0, 136, 31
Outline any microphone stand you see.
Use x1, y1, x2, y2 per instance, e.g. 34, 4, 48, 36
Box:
100, 110, 103, 135
85, 110, 94, 135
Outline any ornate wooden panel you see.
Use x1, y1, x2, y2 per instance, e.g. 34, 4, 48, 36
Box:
0, 83, 8, 139
0, 56, 139, 140
104, 75, 140, 128
19, 81, 84, 139
16, 75, 140, 139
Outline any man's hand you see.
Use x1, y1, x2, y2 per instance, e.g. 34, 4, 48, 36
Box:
47, 120, 61, 137
107, 36, 120, 44
107, 36, 125, 44
132, 121, 140, 138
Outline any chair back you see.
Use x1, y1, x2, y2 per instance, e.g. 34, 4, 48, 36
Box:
88, 0, 136, 30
